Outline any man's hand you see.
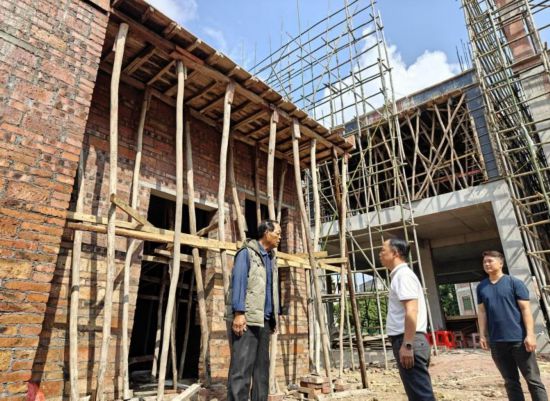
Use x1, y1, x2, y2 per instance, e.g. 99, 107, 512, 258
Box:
232, 313, 247, 336
524, 333, 537, 352
399, 345, 414, 369
480, 336, 489, 351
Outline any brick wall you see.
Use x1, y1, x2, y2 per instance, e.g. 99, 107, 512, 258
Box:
36, 69, 310, 400
0, 0, 108, 400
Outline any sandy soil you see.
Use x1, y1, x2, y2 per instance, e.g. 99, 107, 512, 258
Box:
283, 349, 550, 400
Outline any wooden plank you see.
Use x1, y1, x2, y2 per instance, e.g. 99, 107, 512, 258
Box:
317, 257, 348, 264
151, 269, 167, 378
172, 384, 201, 401
111, 194, 151, 227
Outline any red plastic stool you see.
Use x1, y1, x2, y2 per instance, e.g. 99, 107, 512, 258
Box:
435, 330, 456, 349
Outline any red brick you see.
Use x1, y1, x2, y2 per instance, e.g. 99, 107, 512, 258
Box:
0, 371, 32, 384
6, 182, 48, 203
3, 281, 51, 293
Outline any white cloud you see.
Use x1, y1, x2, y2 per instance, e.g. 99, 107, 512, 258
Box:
313, 30, 461, 127
146, 0, 198, 24
388, 47, 461, 99
203, 27, 228, 53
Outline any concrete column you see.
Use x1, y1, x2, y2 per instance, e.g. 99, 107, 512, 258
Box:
492, 185, 550, 352
418, 241, 445, 331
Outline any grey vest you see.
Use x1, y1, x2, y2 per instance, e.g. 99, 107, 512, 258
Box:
225, 239, 279, 327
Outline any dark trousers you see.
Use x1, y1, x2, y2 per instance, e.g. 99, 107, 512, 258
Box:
227, 320, 271, 401
390, 333, 436, 401
490, 342, 548, 401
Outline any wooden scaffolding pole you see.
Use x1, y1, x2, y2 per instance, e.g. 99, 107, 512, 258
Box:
291, 120, 333, 391
152, 269, 168, 378
178, 272, 195, 379
95, 22, 128, 401
122, 87, 151, 399
183, 118, 212, 385
228, 137, 246, 240
310, 139, 322, 373
69, 151, 86, 401
267, 109, 282, 396
156, 61, 186, 401
338, 154, 368, 388
333, 154, 347, 379
276, 161, 287, 222
218, 82, 236, 297
254, 144, 262, 224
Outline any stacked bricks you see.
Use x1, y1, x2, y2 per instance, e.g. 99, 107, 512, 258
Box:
0, 0, 109, 400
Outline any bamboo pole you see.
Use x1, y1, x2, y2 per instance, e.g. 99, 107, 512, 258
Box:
218, 83, 236, 297
69, 151, 86, 401
341, 154, 368, 388
122, 88, 151, 399
184, 118, 211, 385
228, 137, 246, 240
291, 120, 333, 391
267, 110, 282, 396
156, 61, 186, 401
95, 23, 128, 401
152, 269, 168, 378
333, 156, 347, 378
178, 273, 195, 379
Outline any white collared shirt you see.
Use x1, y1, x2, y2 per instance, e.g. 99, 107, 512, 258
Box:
386, 263, 428, 336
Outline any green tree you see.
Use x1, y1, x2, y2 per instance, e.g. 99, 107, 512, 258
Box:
439, 284, 459, 317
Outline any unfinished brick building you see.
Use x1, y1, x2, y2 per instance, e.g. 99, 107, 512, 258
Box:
0, 0, 354, 400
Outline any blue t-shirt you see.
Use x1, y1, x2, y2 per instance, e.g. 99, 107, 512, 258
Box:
476, 275, 530, 342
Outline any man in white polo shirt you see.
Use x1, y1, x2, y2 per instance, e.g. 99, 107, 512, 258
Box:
379, 238, 435, 401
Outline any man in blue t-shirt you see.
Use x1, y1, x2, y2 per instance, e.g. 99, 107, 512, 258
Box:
477, 250, 548, 401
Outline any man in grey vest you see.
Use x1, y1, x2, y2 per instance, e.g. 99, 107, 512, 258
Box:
226, 219, 281, 401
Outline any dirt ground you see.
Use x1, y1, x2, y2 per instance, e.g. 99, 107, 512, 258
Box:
283, 349, 550, 400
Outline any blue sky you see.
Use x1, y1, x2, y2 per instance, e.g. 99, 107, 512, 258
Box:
147, 0, 471, 98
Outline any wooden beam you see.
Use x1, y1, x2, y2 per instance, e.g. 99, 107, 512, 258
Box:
111, 10, 345, 154
232, 109, 267, 132
147, 60, 175, 85
121, 87, 151, 400
184, 81, 218, 104
228, 137, 246, 240
156, 61, 186, 401
291, 119, 333, 390
111, 194, 151, 227
183, 117, 211, 385
218, 82, 235, 297
95, 22, 128, 401
199, 94, 225, 115
123, 45, 156, 75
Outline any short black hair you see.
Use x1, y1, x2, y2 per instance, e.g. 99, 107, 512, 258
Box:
482, 250, 505, 263
388, 237, 410, 259
258, 219, 279, 239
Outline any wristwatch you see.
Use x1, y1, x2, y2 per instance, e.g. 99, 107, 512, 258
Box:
404, 341, 413, 350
